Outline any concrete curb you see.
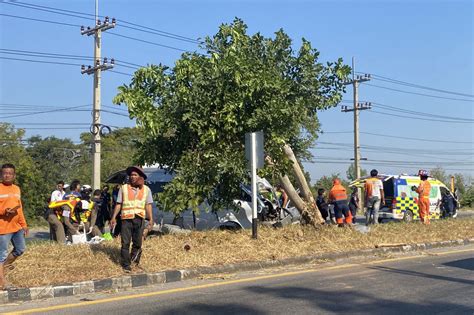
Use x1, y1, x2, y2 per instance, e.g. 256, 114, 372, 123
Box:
2, 238, 473, 304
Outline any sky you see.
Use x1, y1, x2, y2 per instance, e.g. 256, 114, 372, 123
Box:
0, 0, 473, 183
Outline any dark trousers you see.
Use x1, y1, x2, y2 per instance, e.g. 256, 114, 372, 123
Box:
349, 203, 357, 223
120, 217, 145, 268
334, 200, 350, 219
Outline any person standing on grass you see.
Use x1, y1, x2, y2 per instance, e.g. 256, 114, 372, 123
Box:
365, 169, 384, 225
0, 163, 28, 291
349, 187, 360, 224
110, 166, 153, 273
413, 170, 431, 224
329, 179, 352, 227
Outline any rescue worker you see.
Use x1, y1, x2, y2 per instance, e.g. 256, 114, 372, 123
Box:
329, 179, 352, 227
349, 187, 360, 224
439, 190, 455, 218
61, 180, 82, 239
316, 188, 330, 223
412, 170, 431, 224
110, 166, 153, 273
275, 184, 289, 208
364, 169, 385, 225
0, 163, 28, 290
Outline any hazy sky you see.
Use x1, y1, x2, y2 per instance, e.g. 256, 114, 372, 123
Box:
1, 0, 473, 182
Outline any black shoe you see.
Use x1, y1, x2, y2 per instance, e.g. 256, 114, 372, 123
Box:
123, 266, 132, 273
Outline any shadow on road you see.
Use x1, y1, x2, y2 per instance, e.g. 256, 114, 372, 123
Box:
244, 284, 472, 314
368, 265, 474, 286
444, 258, 474, 271
159, 303, 266, 315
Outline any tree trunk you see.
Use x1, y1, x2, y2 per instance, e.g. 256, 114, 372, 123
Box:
282, 144, 324, 225
279, 175, 317, 226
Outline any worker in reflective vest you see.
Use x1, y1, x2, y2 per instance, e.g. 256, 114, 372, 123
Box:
110, 166, 153, 273
329, 179, 352, 226
413, 170, 431, 224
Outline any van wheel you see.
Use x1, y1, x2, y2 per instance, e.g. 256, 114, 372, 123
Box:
403, 210, 414, 223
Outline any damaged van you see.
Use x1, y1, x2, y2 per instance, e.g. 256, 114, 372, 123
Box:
106, 167, 300, 230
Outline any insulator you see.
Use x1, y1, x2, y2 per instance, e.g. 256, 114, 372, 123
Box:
110, 58, 115, 65
81, 65, 85, 70
81, 26, 85, 31
103, 57, 108, 64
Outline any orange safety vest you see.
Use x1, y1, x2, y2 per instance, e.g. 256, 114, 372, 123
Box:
330, 184, 348, 201
121, 184, 148, 220
417, 181, 431, 199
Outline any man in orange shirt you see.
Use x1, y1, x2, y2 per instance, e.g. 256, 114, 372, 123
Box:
0, 163, 28, 290
413, 170, 431, 224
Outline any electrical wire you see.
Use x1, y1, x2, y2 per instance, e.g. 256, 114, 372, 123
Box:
0, 48, 144, 69
0, 13, 80, 27
362, 83, 473, 102
371, 102, 473, 122
106, 32, 189, 52
355, 72, 474, 98
0, 56, 82, 66
3, 0, 202, 44
368, 109, 474, 124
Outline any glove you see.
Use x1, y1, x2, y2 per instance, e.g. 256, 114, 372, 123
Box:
411, 186, 416, 192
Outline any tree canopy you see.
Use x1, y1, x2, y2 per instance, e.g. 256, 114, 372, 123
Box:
114, 18, 350, 214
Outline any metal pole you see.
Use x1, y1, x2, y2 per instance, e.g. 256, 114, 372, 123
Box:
251, 132, 258, 239
92, 0, 101, 190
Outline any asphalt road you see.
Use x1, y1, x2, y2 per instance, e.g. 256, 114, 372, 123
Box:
2, 245, 473, 315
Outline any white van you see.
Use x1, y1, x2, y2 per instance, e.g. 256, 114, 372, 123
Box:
351, 174, 457, 222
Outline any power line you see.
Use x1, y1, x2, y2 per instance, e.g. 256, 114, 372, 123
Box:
360, 132, 473, 145
0, 48, 143, 69
0, 13, 80, 27
373, 103, 474, 122
356, 72, 474, 98
0, 56, 82, 66
3, 0, 202, 44
106, 32, 189, 52
368, 109, 474, 124
109, 70, 134, 77
362, 83, 474, 102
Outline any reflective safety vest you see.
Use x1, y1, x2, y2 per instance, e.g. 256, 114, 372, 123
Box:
121, 184, 148, 219
330, 184, 348, 202
417, 181, 431, 199
48, 198, 79, 220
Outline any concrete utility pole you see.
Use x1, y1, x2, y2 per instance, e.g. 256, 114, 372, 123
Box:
342, 57, 371, 210
80, 1, 115, 190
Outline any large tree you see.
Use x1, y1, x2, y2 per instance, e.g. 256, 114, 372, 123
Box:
114, 18, 350, 219
0, 124, 44, 221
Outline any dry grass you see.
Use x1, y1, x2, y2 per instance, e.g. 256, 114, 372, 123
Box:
7, 219, 474, 288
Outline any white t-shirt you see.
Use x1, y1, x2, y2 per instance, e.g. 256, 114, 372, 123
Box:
51, 189, 65, 202
366, 178, 383, 198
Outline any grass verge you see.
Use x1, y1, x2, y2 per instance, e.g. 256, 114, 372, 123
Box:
7, 218, 474, 288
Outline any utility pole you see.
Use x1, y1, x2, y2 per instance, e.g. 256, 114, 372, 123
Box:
80, 1, 115, 190
342, 57, 371, 210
